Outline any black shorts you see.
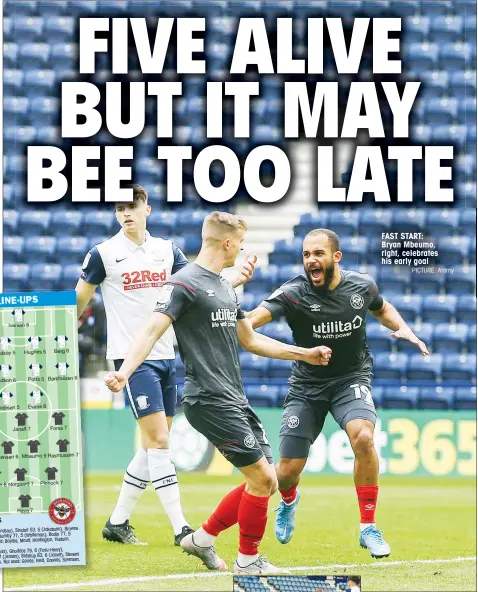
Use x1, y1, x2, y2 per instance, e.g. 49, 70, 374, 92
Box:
280, 372, 377, 459
182, 400, 274, 468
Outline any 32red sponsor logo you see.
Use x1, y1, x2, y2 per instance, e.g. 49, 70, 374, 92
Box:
122, 270, 167, 285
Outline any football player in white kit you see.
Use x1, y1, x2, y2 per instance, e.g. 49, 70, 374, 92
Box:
76, 185, 256, 546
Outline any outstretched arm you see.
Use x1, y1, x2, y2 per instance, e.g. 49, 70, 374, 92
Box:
370, 300, 429, 356
105, 312, 173, 392
237, 317, 331, 365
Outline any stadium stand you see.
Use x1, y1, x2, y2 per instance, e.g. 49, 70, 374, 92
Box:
3, 0, 476, 410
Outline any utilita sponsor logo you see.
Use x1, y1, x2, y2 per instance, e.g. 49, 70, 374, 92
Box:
122, 270, 166, 291
211, 308, 238, 322
313, 315, 363, 338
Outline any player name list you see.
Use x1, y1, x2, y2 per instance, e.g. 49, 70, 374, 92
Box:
0, 292, 85, 568
381, 233, 439, 266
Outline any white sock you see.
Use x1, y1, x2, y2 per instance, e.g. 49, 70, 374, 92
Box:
360, 522, 376, 532
110, 448, 149, 525
147, 448, 189, 535
192, 526, 216, 547
237, 552, 259, 567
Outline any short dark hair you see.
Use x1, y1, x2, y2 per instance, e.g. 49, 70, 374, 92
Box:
131, 184, 148, 203
304, 228, 340, 252
347, 576, 361, 585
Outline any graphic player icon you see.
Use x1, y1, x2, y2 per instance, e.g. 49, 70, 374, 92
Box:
18, 494, 32, 508
28, 440, 41, 454
1, 441, 14, 455
14, 468, 28, 482
56, 439, 70, 453
52, 412, 65, 426
45, 467, 58, 480
15, 413, 28, 427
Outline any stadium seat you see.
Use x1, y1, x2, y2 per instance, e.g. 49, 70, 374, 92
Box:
28, 97, 59, 125
12, 17, 44, 41
391, 209, 426, 233
384, 294, 422, 323
69, 1, 98, 15
43, 16, 75, 40
357, 209, 392, 235
366, 323, 392, 353
374, 352, 407, 382
422, 295, 457, 323
396, 323, 433, 352
269, 358, 293, 381
437, 237, 471, 265
35, 125, 62, 144
407, 353, 443, 383
56, 237, 89, 265
261, 322, 294, 344
455, 155, 476, 183
453, 386, 477, 410
328, 211, 359, 235
18, 43, 50, 69
4, 237, 24, 263
244, 266, 279, 294
371, 385, 383, 408
426, 209, 460, 235
440, 42, 475, 71
183, 234, 202, 254
430, 16, 463, 43
4, 211, 19, 233
62, 264, 82, 290
246, 385, 279, 408
442, 354, 476, 384
424, 97, 458, 125
403, 16, 430, 43
4, 127, 36, 154
88, 236, 109, 251
50, 43, 77, 70
458, 97, 476, 123
382, 386, 419, 409
4, 43, 18, 68
409, 269, 445, 295
433, 323, 468, 353
432, 124, 467, 147
241, 292, 258, 311
456, 295, 476, 324
4, 69, 24, 95
4, 97, 29, 126
417, 387, 454, 410
239, 352, 268, 381
83, 211, 115, 237
24, 236, 57, 263
447, 266, 475, 295
176, 210, 210, 234
450, 70, 476, 97
277, 264, 303, 284
24, 69, 56, 97
269, 238, 302, 265
147, 211, 176, 237
30, 263, 62, 291
51, 210, 84, 236
339, 237, 368, 266
20, 210, 51, 234
467, 325, 476, 353
36, 1, 69, 15
454, 0, 477, 16
4, 1, 37, 16
405, 42, 439, 71
4, 263, 30, 292
377, 267, 411, 294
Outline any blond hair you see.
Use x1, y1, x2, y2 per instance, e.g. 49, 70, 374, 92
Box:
202, 211, 247, 244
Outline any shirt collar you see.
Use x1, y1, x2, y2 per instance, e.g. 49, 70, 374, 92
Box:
119, 229, 152, 252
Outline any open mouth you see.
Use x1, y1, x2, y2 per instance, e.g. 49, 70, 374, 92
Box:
309, 267, 322, 281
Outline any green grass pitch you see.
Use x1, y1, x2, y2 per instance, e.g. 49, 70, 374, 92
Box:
4, 472, 476, 591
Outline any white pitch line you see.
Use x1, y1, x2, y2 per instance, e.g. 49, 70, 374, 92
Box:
5, 556, 476, 591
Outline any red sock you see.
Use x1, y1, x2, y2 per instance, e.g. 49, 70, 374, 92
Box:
356, 485, 378, 523
279, 485, 297, 504
202, 483, 246, 536
238, 491, 269, 555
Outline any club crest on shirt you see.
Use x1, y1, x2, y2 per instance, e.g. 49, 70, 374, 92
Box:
350, 294, 364, 310
81, 252, 91, 270
244, 435, 256, 449
310, 304, 321, 312
206, 289, 215, 297
157, 285, 174, 305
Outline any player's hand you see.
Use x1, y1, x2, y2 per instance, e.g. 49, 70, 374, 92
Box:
391, 327, 430, 356
105, 371, 126, 392
303, 346, 332, 366
232, 254, 257, 288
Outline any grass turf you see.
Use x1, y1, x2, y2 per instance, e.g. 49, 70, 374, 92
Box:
4, 473, 476, 591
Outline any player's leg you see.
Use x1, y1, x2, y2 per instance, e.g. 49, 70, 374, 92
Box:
142, 360, 191, 544
330, 378, 390, 558
274, 397, 328, 544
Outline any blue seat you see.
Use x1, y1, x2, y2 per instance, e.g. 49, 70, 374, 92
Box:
18, 42, 50, 69
374, 352, 407, 382
4, 17, 12, 41
389, 1, 420, 16
432, 124, 467, 147
83, 211, 115, 237
147, 212, 176, 237
409, 269, 445, 295
4, 237, 24, 263
246, 385, 279, 408
24, 69, 56, 97
447, 266, 475, 295
269, 358, 293, 381
43, 16, 75, 40
69, 1, 98, 15
4, 43, 18, 68
430, 16, 463, 43
4, 1, 37, 15
366, 324, 393, 353
4, 184, 13, 207
277, 264, 304, 284
377, 267, 410, 294
270, 238, 302, 265
458, 97, 476, 123
391, 209, 426, 233
442, 354, 476, 384
456, 295, 476, 323
450, 70, 476, 96
358, 209, 392, 235
433, 323, 468, 353
418, 387, 454, 410
239, 352, 268, 380
454, 386, 476, 410
440, 42, 475, 71
467, 325, 476, 353
403, 16, 430, 42
426, 209, 460, 235
4, 69, 24, 95
62, 264, 82, 289
183, 234, 202, 253
244, 266, 279, 294
339, 237, 368, 266
4, 210, 19, 233
396, 323, 433, 353
328, 211, 359, 235
30, 263, 62, 291
5, 127, 36, 153
35, 125, 61, 144
455, 155, 476, 183
241, 292, 258, 311
12, 16, 43, 41
177, 210, 209, 234
371, 385, 383, 408
4, 263, 30, 292
361, 1, 391, 15
424, 97, 458, 125
20, 210, 51, 234
24, 236, 57, 262
29, 97, 59, 125
456, 183, 476, 207
50, 43, 77, 70
453, 1, 476, 16
261, 322, 293, 344
463, 14, 477, 36
384, 294, 422, 323
96, 0, 129, 13
51, 210, 84, 236
407, 353, 443, 383
422, 295, 457, 323
405, 42, 439, 71
4, 97, 29, 126
410, 123, 432, 142
437, 237, 471, 265
36, 1, 69, 15
56, 237, 89, 264
382, 386, 419, 410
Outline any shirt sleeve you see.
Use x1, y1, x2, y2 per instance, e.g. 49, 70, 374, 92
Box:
153, 281, 196, 321
80, 247, 106, 285
237, 305, 246, 320
171, 244, 189, 274
367, 277, 384, 311
260, 286, 296, 321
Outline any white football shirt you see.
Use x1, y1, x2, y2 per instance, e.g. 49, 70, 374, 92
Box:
81, 229, 188, 360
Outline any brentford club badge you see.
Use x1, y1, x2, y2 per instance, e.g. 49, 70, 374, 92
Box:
49, 498, 76, 525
